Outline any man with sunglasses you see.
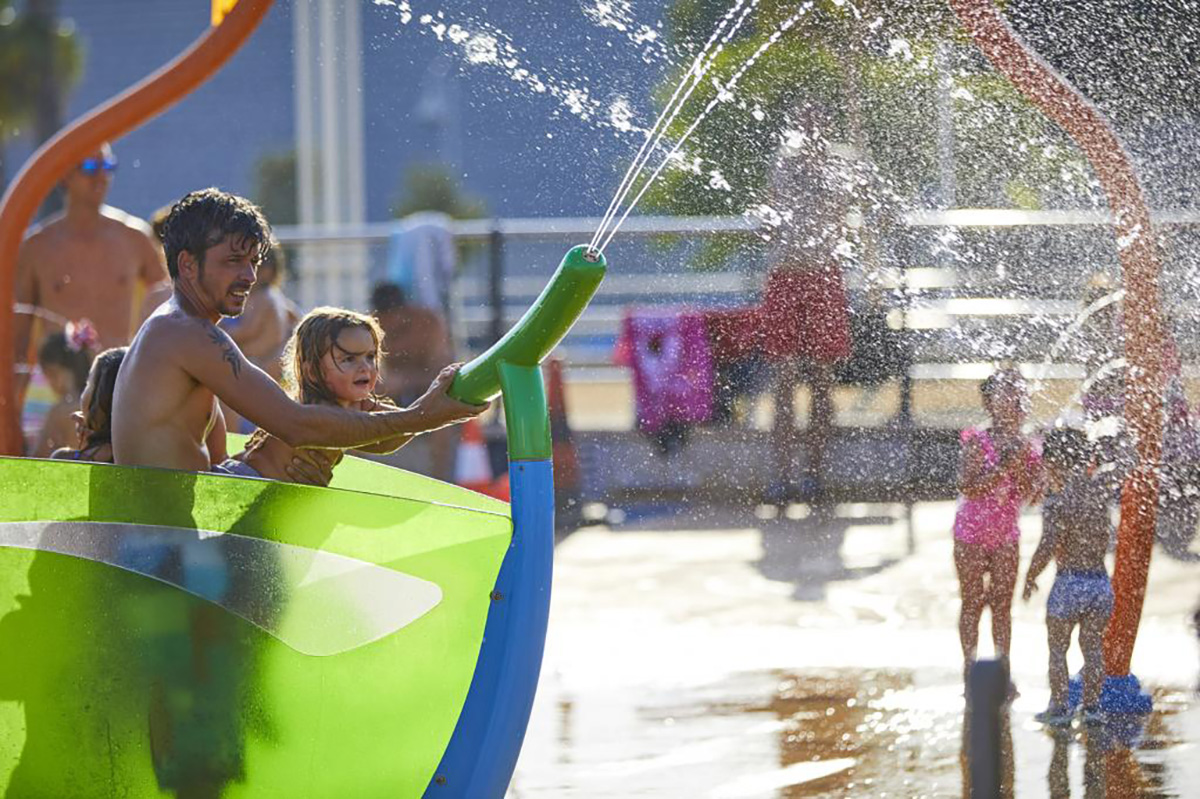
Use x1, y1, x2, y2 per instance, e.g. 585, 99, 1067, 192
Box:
12, 142, 168, 410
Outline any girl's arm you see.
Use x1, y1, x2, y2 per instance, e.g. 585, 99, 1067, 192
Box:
959, 435, 1023, 499
1022, 516, 1058, 601
1014, 443, 1043, 503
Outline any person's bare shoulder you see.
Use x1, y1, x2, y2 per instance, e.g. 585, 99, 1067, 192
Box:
136, 303, 209, 355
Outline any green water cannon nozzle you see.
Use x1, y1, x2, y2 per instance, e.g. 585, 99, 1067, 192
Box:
448, 244, 607, 407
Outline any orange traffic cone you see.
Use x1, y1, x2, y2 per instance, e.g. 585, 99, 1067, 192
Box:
454, 417, 511, 501
455, 418, 494, 493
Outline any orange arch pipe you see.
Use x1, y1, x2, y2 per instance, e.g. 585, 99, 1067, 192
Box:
948, 0, 1166, 677
0, 0, 274, 455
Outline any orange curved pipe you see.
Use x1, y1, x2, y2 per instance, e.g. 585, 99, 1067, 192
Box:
0, 0, 274, 455
948, 0, 1166, 677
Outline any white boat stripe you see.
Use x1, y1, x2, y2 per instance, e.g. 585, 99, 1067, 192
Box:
0, 520, 443, 657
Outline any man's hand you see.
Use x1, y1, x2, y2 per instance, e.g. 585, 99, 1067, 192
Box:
1022, 579, 1038, 602
285, 448, 341, 487
407, 364, 489, 431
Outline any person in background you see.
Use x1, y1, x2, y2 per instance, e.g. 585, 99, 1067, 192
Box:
51, 346, 127, 464
371, 281, 458, 481
1023, 427, 1119, 726
954, 367, 1042, 696
136, 204, 177, 324
761, 104, 853, 512
13, 144, 168, 407
32, 321, 98, 457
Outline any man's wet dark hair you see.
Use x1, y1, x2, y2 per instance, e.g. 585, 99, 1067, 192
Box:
370, 282, 409, 314
161, 188, 271, 279
1044, 427, 1093, 470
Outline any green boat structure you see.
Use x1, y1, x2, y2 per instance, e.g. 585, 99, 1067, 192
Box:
0, 246, 607, 797
0, 1, 608, 792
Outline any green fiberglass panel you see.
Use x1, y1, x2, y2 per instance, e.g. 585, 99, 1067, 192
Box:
0, 457, 511, 797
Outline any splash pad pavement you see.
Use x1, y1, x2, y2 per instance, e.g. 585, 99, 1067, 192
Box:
513, 503, 1200, 798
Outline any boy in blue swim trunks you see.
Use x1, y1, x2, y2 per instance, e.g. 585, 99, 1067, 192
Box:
1023, 427, 1120, 725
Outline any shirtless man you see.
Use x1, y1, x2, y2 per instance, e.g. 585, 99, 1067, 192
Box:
1023, 427, 1120, 725
13, 144, 168, 400
112, 189, 485, 477
371, 281, 458, 480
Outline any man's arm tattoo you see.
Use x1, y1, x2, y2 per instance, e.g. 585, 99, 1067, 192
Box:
207, 326, 242, 379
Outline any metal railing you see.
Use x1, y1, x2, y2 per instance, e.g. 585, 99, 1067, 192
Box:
272, 210, 1200, 382
273, 214, 764, 356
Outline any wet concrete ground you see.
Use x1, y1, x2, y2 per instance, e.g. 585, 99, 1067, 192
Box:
510, 502, 1200, 798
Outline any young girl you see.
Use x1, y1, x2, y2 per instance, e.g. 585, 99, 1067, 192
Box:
33, 322, 99, 457
954, 367, 1042, 693
222, 307, 413, 480
51, 346, 127, 463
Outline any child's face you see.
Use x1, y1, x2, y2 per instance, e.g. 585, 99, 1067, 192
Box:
318, 326, 379, 404
987, 380, 1029, 428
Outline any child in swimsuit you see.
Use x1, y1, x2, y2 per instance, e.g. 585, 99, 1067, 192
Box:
954, 367, 1042, 693
33, 323, 98, 457
1024, 427, 1119, 726
51, 346, 127, 464
220, 307, 415, 480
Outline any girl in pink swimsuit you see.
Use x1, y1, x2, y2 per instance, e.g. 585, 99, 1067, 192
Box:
954, 368, 1041, 690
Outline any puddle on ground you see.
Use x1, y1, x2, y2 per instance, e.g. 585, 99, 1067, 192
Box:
518, 668, 1198, 798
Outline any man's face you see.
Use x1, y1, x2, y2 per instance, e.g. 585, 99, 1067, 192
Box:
64, 145, 116, 207
193, 234, 260, 317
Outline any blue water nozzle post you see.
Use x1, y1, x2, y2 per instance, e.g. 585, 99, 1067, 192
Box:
427, 246, 606, 798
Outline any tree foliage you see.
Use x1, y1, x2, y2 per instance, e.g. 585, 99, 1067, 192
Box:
391, 162, 487, 220
0, 0, 82, 182
252, 149, 299, 226
643, 0, 1091, 225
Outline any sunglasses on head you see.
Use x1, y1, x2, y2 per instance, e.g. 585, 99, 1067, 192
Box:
78, 156, 118, 175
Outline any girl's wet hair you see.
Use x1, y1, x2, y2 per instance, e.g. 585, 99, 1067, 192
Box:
38, 332, 94, 394
282, 307, 385, 405
82, 347, 127, 450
